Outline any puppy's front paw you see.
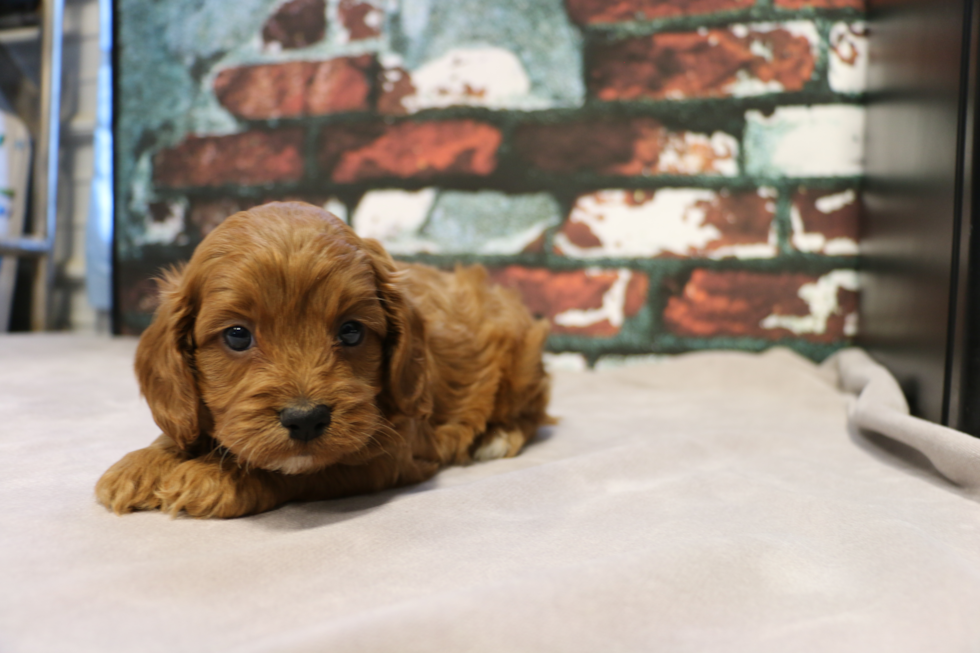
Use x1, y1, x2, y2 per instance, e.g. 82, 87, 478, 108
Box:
95, 439, 187, 514
156, 457, 281, 519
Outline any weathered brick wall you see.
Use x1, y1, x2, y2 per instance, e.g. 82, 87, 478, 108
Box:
115, 0, 866, 365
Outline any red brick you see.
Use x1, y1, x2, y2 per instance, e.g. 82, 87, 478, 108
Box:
776, 0, 863, 8
319, 120, 501, 183
624, 272, 649, 317
790, 188, 859, 254
263, 0, 326, 50
700, 192, 775, 250
514, 118, 736, 176
663, 269, 858, 342
214, 56, 372, 120
489, 266, 648, 337
565, 0, 754, 25
377, 65, 416, 115
339, 0, 383, 40
590, 26, 816, 101
522, 231, 547, 254
561, 219, 603, 249
516, 120, 648, 174
154, 130, 305, 188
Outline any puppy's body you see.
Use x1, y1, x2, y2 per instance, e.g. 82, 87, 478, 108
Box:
96, 202, 551, 518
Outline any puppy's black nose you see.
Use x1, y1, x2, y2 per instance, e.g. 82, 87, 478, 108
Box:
280, 404, 331, 442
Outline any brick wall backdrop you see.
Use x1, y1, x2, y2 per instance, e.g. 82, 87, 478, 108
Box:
114, 0, 867, 366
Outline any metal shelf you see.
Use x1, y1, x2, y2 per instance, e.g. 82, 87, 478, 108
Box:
0, 26, 41, 44
0, 0, 64, 331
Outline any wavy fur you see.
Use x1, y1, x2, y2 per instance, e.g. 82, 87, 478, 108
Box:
96, 202, 552, 518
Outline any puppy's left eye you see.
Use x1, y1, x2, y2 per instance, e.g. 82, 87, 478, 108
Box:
338, 321, 365, 347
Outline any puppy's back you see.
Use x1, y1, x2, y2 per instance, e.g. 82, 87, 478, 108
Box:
398, 262, 551, 462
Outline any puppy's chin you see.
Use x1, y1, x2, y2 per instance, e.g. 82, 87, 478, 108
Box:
237, 445, 348, 475
215, 425, 373, 476
267, 455, 319, 475
227, 439, 349, 475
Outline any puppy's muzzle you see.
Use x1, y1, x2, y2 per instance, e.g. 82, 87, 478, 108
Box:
280, 404, 331, 442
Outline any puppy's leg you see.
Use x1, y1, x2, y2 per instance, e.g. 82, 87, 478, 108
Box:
155, 453, 293, 519
95, 435, 189, 514
470, 384, 554, 462
434, 410, 549, 464
430, 422, 483, 464
157, 450, 441, 519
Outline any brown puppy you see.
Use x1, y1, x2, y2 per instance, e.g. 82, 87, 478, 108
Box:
96, 202, 551, 518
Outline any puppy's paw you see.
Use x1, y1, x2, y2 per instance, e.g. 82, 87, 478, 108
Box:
471, 426, 526, 462
95, 440, 187, 514
156, 457, 280, 519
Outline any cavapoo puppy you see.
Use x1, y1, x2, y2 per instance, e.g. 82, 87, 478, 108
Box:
96, 201, 551, 518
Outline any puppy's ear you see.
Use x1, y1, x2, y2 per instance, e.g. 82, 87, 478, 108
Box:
362, 239, 433, 419
134, 266, 206, 450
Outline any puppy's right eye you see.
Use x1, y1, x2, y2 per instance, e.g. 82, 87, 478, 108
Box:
338, 320, 365, 347
223, 326, 253, 351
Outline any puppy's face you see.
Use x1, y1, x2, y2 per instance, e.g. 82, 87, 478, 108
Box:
135, 202, 428, 474
192, 222, 388, 475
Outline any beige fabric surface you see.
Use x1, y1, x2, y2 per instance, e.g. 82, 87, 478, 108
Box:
2, 334, 980, 652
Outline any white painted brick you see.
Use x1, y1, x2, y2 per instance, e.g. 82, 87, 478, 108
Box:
657, 131, 739, 177
382, 46, 553, 112
829, 22, 868, 94
352, 189, 561, 255
791, 189, 859, 255
425, 191, 560, 254
555, 189, 776, 260
745, 105, 865, 177
139, 201, 186, 245
322, 198, 348, 223
760, 270, 859, 336
351, 189, 437, 248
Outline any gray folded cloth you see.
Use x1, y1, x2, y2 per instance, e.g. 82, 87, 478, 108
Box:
829, 348, 980, 492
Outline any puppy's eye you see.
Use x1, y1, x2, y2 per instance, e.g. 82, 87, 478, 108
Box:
223, 326, 253, 351
338, 321, 365, 347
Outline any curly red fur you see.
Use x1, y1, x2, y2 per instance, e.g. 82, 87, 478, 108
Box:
96, 202, 552, 518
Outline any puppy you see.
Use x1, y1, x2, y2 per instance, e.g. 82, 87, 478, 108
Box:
96, 201, 551, 518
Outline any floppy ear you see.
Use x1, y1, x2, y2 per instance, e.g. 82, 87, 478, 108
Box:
134, 266, 207, 451
361, 239, 433, 419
